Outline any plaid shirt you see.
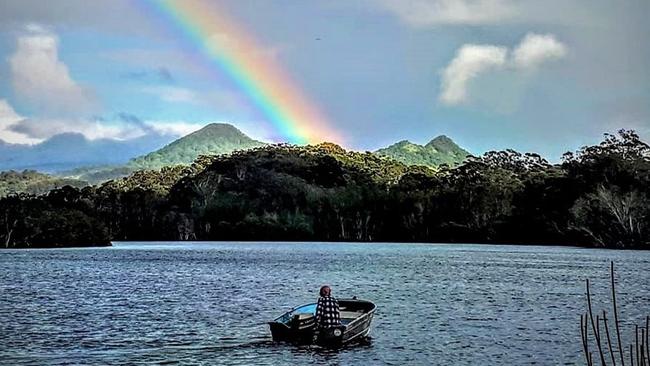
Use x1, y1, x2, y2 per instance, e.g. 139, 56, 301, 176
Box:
315, 296, 341, 328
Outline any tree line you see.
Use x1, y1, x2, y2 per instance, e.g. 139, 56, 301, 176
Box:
1, 130, 648, 249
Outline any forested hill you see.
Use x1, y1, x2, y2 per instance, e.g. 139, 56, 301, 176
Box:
1, 130, 648, 249
0, 170, 87, 197
42, 125, 469, 185
375, 135, 471, 168
128, 123, 266, 170
58, 126, 469, 185
55, 123, 267, 184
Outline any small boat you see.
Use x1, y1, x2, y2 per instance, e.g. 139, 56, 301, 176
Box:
268, 298, 376, 347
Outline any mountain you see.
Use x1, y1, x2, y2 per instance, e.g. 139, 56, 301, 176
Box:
0, 133, 175, 172
57, 123, 267, 183
2, 123, 469, 188
374, 135, 471, 168
127, 123, 266, 170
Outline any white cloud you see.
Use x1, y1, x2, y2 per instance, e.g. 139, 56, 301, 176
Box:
144, 121, 206, 137
439, 33, 567, 105
142, 86, 198, 104
378, 0, 518, 26
375, 0, 601, 27
5, 112, 208, 143
8, 24, 97, 116
439, 45, 507, 105
0, 99, 42, 144
10, 117, 147, 141
513, 33, 567, 69
141, 85, 251, 116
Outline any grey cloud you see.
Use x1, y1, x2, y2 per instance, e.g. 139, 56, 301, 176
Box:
0, 0, 159, 37
117, 112, 158, 135
121, 67, 175, 83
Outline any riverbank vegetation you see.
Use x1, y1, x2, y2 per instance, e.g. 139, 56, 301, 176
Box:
581, 262, 649, 365
1, 130, 648, 249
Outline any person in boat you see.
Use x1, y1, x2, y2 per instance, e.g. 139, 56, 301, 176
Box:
315, 285, 341, 328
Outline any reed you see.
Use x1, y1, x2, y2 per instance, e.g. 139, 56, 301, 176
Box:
581, 262, 649, 366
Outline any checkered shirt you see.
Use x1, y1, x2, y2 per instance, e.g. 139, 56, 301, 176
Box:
315, 296, 341, 328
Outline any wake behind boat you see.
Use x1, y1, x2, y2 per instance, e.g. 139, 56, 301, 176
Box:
268, 298, 376, 347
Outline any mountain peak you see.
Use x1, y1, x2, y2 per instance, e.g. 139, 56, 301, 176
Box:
185, 123, 248, 139
128, 122, 266, 169
425, 135, 463, 152
427, 135, 452, 145
198, 122, 241, 132
375, 135, 470, 168
38, 133, 89, 149
393, 139, 416, 147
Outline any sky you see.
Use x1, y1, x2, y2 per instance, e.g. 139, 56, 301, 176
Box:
0, 0, 648, 161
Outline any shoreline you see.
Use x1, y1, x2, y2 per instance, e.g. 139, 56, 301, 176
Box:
4, 240, 647, 251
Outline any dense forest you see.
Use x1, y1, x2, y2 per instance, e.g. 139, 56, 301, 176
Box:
1, 130, 648, 249
0, 170, 87, 197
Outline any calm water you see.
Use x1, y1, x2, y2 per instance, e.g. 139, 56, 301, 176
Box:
1, 242, 649, 365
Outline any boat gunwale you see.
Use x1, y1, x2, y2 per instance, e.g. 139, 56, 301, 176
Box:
339, 300, 376, 331
272, 302, 317, 323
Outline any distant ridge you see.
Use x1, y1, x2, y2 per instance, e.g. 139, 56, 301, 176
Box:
2, 123, 472, 189
127, 123, 266, 170
374, 135, 470, 168
0, 133, 173, 173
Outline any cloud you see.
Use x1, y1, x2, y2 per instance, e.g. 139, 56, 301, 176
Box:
9, 117, 146, 141
8, 24, 97, 116
0, 99, 42, 144
375, 0, 602, 27
142, 86, 198, 104
141, 85, 251, 115
144, 121, 206, 137
439, 45, 507, 105
4, 107, 207, 144
513, 33, 567, 69
0, 0, 159, 37
377, 0, 518, 26
122, 67, 174, 83
439, 33, 567, 105
115, 113, 205, 137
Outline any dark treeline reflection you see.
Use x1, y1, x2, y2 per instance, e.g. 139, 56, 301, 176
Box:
1, 130, 648, 249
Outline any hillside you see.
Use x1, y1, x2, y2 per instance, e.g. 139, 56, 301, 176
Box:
0, 170, 88, 197
127, 123, 266, 170
375, 135, 471, 168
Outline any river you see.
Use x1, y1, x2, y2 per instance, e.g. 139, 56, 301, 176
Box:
1, 242, 649, 365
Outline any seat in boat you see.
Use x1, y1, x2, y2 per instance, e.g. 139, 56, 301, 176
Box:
339, 310, 364, 319
339, 310, 364, 325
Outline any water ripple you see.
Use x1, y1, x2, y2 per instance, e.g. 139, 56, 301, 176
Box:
1, 242, 649, 365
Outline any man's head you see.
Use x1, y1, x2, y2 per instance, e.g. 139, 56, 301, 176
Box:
319, 285, 331, 297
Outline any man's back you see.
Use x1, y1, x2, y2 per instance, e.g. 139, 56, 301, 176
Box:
315, 295, 341, 328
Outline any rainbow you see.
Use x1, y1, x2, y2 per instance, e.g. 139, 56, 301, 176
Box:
141, 0, 341, 145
